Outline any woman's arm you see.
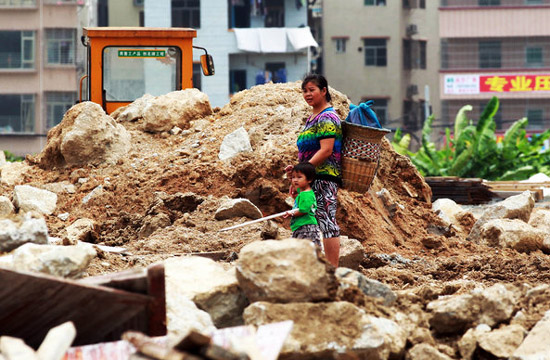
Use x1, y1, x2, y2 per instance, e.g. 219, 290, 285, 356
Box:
308, 138, 335, 167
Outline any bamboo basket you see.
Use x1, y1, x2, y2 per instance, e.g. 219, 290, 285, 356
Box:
341, 122, 391, 193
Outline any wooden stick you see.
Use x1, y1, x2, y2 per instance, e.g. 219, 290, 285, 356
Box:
218, 210, 295, 232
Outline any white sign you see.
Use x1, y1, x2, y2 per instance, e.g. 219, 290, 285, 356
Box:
444, 74, 480, 95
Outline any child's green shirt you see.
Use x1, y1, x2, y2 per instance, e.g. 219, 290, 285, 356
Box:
290, 189, 318, 232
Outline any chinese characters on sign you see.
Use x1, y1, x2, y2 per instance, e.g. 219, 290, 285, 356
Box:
444, 74, 550, 95
118, 50, 166, 58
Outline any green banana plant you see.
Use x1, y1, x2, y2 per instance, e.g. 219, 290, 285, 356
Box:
390, 96, 550, 180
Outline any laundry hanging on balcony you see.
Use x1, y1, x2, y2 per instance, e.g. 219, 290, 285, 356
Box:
233, 27, 319, 53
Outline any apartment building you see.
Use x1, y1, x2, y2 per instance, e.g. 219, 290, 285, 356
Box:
142, 0, 317, 108
0, 0, 81, 156
439, 0, 550, 135
321, 0, 440, 144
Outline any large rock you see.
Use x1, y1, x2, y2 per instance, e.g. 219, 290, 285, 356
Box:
11, 242, 97, 279
432, 198, 474, 233
165, 291, 216, 345
215, 198, 262, 220
0, 161, 30, 186
458, 324, 491, 360
244, 301, 406, 359
218, 126, 253, 161
512, 310, 550, 359
0, 196, 14, 217
477, 324, 525, 358
111, 93, 154, 122
406, 344, 453, 360
338, 236, 364, 270
236, 239, 337, 303
13, 185, 57, 215
164, 256, 247, 328
32, 102, 131, 168
0, 212, 49, 252
142, 89, 212, 133
335, 267, 397, 306
427, 284, 517, 335
64, 218, 97, 245
480, 219, 545, 253
468, 190, 535, 242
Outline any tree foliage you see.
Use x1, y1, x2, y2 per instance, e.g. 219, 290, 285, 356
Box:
391, 97, 550, 180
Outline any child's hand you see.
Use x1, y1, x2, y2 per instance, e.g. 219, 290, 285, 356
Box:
289, 184, 298, 198
283, 209, 297, 218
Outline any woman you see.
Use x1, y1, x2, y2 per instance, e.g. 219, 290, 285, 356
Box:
286, 74, 343, 267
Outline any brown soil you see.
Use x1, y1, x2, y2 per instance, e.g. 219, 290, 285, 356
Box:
5, 81, 550, 333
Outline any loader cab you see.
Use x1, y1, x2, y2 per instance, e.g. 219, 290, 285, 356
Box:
80, 27, 214, 114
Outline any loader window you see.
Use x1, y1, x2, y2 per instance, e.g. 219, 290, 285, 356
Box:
102, 46, 181, 102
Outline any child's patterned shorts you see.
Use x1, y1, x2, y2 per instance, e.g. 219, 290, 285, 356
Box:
292, 224, 322, 247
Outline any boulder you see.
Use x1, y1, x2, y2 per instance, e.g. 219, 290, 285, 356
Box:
511, 310, 550, 359
64, 218, 97, 245
215, 198, 262, 220
406, 344, 453, 360
458, 324, 491, 360
0, 161, 30, 186
338, 236, 364, 270
236, 239, 337, 303
427, 284, 517, 335
0, 196, 14, 217
480, 219, 545, 253
13, 185, 57, 215
32, 101, 131, 168
244, 301, 406, 359
477, 324, 525, 358
165, 293, 216, 345
0, 212, 49, 252
468, 190, 535, 242
111, 93, 154, 122
165, 256, 247, 328
142, 89, 212, 133
218, 126, 253, 161
11, 242, 97, 279
335, 267, 397, 306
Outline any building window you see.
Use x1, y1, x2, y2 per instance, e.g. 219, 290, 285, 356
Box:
0, 94, 35, 134
364, 39, 387, 66
527, 109, 544, 130
172, 0, 200, 28
228, 0, 250, 28
334, 38, 347, 53
479, 0, 500, 5
265, 0, 284, 27
45, 92, 76, 130
266, 62, 286, 83
479, 41, 501, 69
46, 28, 76, 65
403, 0, 425, 8
365, 0, 386, 5
525, 0, 542, 4
193, 63, 202, 90
98, 0, 108, 26
0, 31, 35, 69
403, 39, 426, 69
230, 69, 247, 94
526, 47, 543, 67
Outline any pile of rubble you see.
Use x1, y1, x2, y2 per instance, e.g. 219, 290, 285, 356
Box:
1, 82, 550, 359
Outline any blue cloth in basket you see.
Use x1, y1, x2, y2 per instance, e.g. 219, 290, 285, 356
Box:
345, 100, 382, 128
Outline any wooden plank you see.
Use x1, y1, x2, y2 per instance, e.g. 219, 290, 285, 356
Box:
0, 268, 157, 349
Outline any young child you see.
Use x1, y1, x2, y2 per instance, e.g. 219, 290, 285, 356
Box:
284, 162, 322, 246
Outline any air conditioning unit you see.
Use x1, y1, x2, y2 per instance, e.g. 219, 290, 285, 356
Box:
406, 24, 418, 36
407, 84, 419, 97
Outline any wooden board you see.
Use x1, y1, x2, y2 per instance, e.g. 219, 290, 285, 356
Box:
0, 264, 166, 349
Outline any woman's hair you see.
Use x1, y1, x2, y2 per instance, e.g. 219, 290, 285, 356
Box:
292, 162, 317, 182
301, 73, 332, 102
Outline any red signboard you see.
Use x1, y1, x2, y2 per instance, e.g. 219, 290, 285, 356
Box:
480, 75, 550, 93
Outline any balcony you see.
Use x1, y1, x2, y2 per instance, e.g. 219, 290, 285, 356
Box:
440, 0, 550, 8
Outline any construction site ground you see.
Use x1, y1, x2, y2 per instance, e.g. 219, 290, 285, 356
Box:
4, 81, 550, 344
